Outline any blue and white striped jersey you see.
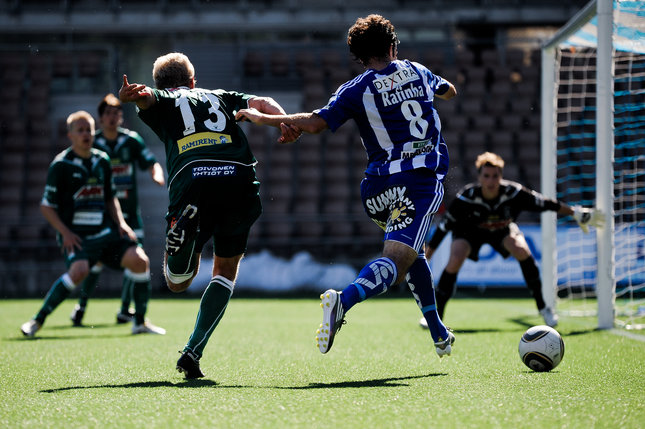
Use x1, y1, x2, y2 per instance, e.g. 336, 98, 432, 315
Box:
315, 59, 450, 180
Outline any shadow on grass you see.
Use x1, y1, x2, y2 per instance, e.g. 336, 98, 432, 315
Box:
41, 373, 443, 393
7, 323, 133, 341
278, 373, 445, 389
46, 323, 116, 330
509, 317, 598, 336
41, 379, 219, 392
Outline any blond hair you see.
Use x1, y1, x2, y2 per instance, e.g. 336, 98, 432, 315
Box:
66, 110, 95, 132
475, 151, 504, 172
152, 52, 195, 89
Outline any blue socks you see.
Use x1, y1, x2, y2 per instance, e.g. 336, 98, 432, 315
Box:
407, 256, 449, 342
340, 257, 397, 312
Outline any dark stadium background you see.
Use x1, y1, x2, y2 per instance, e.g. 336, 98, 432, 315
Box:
0, 0, 589, 297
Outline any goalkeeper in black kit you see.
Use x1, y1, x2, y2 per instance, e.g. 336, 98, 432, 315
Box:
421, 152, 604, 327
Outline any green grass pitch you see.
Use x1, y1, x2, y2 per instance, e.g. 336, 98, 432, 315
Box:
2, 296, 644, 428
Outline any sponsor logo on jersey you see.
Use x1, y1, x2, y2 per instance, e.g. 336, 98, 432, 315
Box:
373, 67, 420, 93
73, 185, 104, 200
365, 186, 416, 232
112, 163, 133, 177
381, 83, 425, 106
192, 165, 237, 177
401, 140, 435, 159
116, 190, 130, 199
177, 132, 232, 154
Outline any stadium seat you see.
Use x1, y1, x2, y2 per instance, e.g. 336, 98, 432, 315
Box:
489, 130, 515, 162
472, 113, 497, 132
52, 52, 74, 77
295, 50, 316, 76
481, 49, 501, 67
270, 51, 290, 77
78, 51, 102, 78
243, 51, 265, 77
321, 50, 342, 75
462, 132, 489, 160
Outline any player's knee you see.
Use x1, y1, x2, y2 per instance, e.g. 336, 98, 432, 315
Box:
122, 246, 149, 273
512, 247, 532, 261
68, 269, 88, 285
68, 261, 90, 284
165, 265, 196, 292
166, 279, 192, 293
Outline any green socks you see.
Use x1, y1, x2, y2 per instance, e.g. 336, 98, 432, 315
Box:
129, 270, 151, 325
120, 269, 135, 314
78, 265, 102, 308
185, 275, 234, 359
35, 273, 76, 324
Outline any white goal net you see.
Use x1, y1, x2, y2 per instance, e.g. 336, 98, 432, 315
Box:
541, 0, 645, 330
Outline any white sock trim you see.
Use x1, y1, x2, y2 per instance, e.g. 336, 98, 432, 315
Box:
90, 264, 104, 274
211, 275, 234, 293
61, 273, 76, 291
127, 270, 150, 282
166, 267, 194, 284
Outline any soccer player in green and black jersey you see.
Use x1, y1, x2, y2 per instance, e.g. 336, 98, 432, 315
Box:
71, 94, 165, 327
118, 52, 299, 378
20, 111, 165, 337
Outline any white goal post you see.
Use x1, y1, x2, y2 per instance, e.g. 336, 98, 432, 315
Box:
541, 0, 645, 330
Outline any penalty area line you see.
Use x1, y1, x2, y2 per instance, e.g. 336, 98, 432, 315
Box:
610, 329, 645, 342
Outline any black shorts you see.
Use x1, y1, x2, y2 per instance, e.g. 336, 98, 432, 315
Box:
64, 227, 137, 270
452, 222, 522, 261
165, 162, 262, 258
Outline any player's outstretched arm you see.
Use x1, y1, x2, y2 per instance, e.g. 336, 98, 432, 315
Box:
118, 75, 156, 110
572, 205, 605, 234
557, 203, 605, 234
248, 96, 287, 115
236, 109, 328, 140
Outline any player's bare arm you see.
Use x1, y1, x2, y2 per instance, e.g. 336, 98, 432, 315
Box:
435, 81, 457, 100
118, 75, 156, 110
107, 197, 137, 241
248, 96, 287, 115
235, 109, 328, 143
149, 162, 165, 186
245, 97, 303, 143
40, 204, 82, 253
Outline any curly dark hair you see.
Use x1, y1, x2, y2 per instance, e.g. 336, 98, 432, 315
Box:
347, 14, 398, 66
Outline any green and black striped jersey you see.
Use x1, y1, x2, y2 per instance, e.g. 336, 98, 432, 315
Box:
93, 127, 157, 223
41, 147, 116, 237
137, 87, 256, 192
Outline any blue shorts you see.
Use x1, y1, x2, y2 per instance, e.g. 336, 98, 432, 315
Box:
361, 168, 444, 253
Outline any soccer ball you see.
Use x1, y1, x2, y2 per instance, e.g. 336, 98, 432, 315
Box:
518, 325, 565, 372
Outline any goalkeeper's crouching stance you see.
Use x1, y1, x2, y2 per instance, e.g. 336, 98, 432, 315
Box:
422, 151, 604, 328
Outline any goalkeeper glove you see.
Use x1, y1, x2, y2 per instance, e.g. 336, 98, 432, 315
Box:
572, 206, 605, 233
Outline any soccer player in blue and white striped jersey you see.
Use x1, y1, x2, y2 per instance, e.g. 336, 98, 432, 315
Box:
236, 14, 457, 358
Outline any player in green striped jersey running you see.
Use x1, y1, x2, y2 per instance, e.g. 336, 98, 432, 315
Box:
119, 52, 299, 378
